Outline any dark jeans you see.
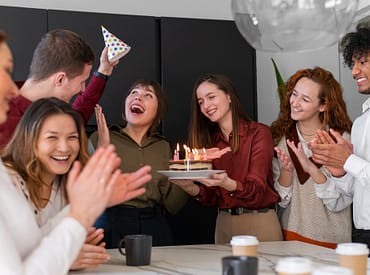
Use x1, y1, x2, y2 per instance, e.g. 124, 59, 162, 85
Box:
96, 205, 174, 248
352, 227, 370, 257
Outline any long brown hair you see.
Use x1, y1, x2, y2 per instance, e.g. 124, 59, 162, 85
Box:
270, 67, 352, 146
2, 97, 89, 209
188, 73, 251, 153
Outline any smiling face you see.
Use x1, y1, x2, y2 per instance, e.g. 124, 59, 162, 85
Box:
196, 81, 231, 125
0, 41, 18, 124
124, 84, 158, 129
36, 113, 80, 183
352, 52, 370, 94
290, 77, 326, 123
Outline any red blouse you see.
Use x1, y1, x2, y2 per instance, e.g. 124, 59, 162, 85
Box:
196, 120, 279, 209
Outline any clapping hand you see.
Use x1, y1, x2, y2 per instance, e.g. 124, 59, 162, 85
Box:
274, 147, 294, 172
308, 129, 351, 176
309, 129, 353, 167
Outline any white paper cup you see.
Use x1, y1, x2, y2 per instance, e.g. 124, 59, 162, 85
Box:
230, 235, 259, 256
336, 243, 369, 275
312, 265, 353, 275
275, 257, 313, 275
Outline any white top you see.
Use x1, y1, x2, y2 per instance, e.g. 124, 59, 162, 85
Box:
314, 104, 370, 229
0, 160, 86, 275
6, 167, 67, 226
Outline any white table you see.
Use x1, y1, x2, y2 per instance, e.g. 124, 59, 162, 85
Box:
69, 241, 368, 275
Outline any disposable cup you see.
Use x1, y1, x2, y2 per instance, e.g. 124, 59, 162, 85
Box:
275, 257, 313, 275
230, 235, 259, 256
336, 243, 369, 275
312, 265, 353, 275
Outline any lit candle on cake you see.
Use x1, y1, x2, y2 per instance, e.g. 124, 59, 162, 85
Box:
202, 148, 207, 160
173, 143, 180, 160
194, 149, 200, 160
183, 145, 189, 160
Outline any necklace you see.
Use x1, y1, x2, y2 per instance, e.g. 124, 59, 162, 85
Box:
297, 123, 318, 137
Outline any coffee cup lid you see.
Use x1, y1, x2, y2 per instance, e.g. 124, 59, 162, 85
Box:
230, 235, 259, 246
275, 257, 312, 273
312, 265, 353, 275
335, 243, 369, 255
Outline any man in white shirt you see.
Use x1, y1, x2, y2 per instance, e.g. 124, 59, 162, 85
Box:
309, 23, 370, 247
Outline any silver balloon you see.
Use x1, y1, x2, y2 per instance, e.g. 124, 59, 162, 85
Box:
231, 0, 359, 52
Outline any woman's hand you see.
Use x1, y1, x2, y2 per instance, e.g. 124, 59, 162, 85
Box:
196, 172, 237, 192
286, 139, 326, 184
286, 139, 315, 173
204, 147, 231, 160
69, 243, 110, 270
95, 104, 110, 148
85, 227, 104, 245
274, 147, 294, 172
170, 179, 200, 196
67, 145, 122, 229
274, 146, 294, 187
107, 165, 151, 207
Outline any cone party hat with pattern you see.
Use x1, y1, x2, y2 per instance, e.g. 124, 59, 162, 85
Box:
101, 25, 131, 62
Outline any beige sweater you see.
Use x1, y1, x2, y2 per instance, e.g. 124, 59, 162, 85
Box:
273, 134, 352, 246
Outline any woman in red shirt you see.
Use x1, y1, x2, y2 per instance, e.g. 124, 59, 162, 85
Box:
172, 73, 283, 244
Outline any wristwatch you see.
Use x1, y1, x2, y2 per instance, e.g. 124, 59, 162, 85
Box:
93, 70, 109, 80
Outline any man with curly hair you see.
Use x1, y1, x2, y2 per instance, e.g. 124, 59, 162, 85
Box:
309, 23, 370, 247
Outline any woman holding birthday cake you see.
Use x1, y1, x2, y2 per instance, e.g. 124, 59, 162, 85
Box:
171, 73, 283, 244
90, 79, 188, 248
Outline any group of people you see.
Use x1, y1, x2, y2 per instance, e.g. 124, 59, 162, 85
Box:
0, 18, 369, 274
0, 28, 153, 274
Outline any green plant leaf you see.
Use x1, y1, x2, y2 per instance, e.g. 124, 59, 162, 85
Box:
271, 58, 285, 103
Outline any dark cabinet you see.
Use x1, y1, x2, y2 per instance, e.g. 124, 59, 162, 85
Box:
161, 17, 257, 146
0, 6, 47, 81
0, 5, 256, 245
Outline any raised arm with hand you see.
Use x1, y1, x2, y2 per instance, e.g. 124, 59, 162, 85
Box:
309, 129, 353, 168
97, 47, 118, 76
286, 139, 326, 184
274, 146, 294, 187
95, 104, 110, 148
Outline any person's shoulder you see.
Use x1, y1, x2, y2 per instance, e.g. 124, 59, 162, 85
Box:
8, 95, 31, 115
4, 165, 25, 186
149, 131, 167, 141
109, 124, 124, 135
242, 120, 270, 131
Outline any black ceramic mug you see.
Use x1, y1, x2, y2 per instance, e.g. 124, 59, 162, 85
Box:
118, 234, 152, 266
222, 256, 258, 275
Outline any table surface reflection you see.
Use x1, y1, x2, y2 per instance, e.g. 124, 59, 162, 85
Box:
69, 241, 369, 275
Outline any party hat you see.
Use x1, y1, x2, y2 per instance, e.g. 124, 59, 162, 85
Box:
101, 25, 131, 62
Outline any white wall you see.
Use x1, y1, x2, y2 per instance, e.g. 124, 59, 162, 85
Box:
0, 0, 233, 20
0, 0, 368, 124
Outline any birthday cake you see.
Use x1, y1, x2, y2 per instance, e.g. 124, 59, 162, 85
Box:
169, 160, 212, 171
